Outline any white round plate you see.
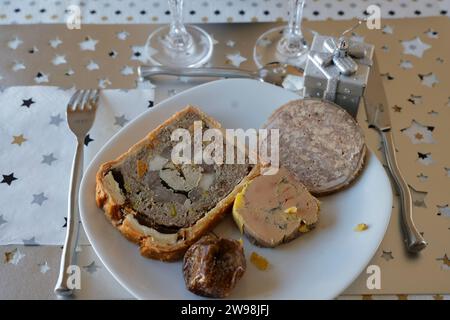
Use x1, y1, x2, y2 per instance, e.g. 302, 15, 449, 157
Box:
79, 79, 392, 300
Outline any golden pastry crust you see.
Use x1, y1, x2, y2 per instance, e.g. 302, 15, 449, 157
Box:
95, 106, 259, 262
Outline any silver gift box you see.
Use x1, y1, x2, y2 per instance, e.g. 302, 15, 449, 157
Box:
303, 34, 375, 117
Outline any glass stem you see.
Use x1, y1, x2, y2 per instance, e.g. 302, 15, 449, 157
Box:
166, 0, 192, 51
284, 0, 305, 51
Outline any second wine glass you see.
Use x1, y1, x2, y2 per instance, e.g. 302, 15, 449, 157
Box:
144, 0, 213, 67
254, 0, 312, 70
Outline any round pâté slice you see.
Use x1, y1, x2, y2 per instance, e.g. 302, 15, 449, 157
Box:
263, 99, 366, 196
233, 167, 320, 248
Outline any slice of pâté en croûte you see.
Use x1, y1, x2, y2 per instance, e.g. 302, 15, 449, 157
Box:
96, 106, 258, 261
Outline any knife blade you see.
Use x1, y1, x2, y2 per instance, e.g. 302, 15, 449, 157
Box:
363, 53, 427, 253
364, 54, 391, 132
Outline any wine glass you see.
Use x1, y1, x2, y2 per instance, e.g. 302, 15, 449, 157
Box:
254, 0, 312, 70
144, 0, 213, 67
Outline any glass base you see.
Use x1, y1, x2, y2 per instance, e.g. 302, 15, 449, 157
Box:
144, 25, 213, 68
253, 26, 313, 70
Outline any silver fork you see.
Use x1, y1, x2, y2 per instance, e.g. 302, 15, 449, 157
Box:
54, 89, 99, 296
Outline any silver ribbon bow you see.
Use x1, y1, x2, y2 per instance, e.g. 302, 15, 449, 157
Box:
308, 37, 368, 101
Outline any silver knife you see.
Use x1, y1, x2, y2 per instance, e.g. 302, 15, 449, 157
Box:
364, 53, 427, 253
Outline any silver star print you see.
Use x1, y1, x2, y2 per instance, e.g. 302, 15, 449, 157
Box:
121, 66, 134, 76
23, 236, 39, 246
12, 61, 26, 72
0, 214, 7, 227
382, 25, 394, 34
417, 173, 428, 182
86, 60, 99, 71
417, 152, 433, 166
98, 78, 112, 89
114, 115, 129, 127
408, 94, 422, 105
381, 250, 394, 261
50, 114, 63, 126
38, 261, 50, 274
424, 28, 438, 39
42, 153, 57, 166
226, 40, 236, 47
399, 60, 413, 69
27, 46, 38, 53
437, 204, 450, 217
34, 72, 49, 84
131, 45, 148, 63
401, 37, 431, 58
109, 50, 118, 58
83, 261, 100, 274
410, 186, 427, 208
52, 54, 67, 66
31, 192, 48, 206
226, 52, 247, 67
419, 73, 439, 87
8, 37, 23, 50
49, 37, 62, 48
79, 37, 98, 51
401, 120, 435, 144
116, 31, 130, 40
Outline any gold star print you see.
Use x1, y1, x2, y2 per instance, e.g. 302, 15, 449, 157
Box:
433, 294, 444, 300
11, 134, 27, 146
392, 105, 402, 112
445, 255, 450, 266
414, 132, 424, 140
438, 254, 450, 267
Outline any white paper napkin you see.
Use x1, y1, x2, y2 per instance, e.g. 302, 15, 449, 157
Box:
0, 85, 154, 245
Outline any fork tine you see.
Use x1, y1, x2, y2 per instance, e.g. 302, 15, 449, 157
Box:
81, 89, 92, 111
72, 90, 86, 111
68, 90, 82, 111
78, 90, 90, 111
88, 89, 100, 110
92, 89, 100, 104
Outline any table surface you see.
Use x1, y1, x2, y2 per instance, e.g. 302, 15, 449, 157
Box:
0, 1, 449, 300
